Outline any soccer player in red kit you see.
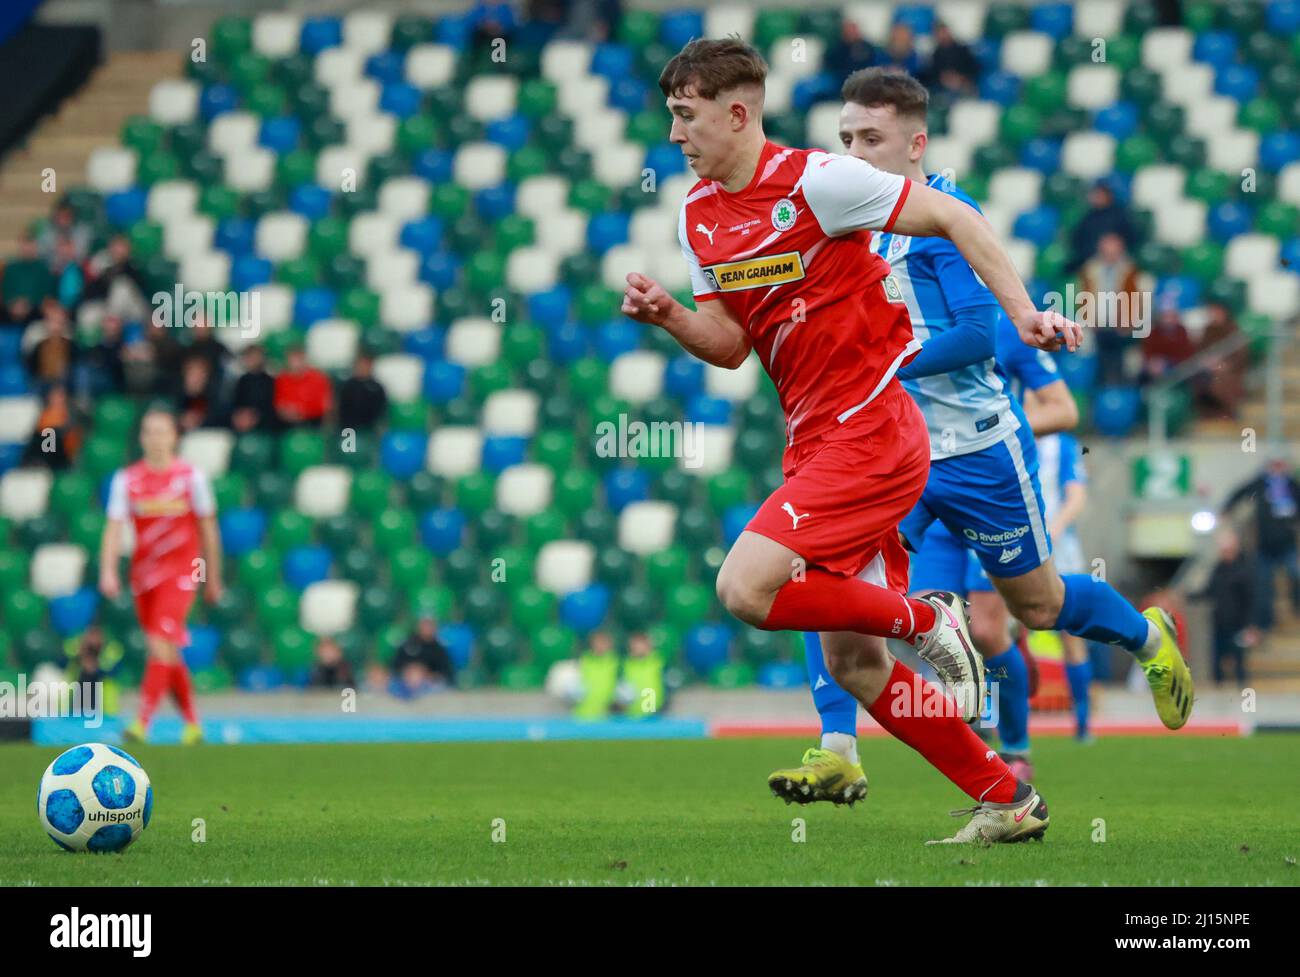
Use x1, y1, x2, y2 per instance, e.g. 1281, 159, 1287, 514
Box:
99, 408, 223, 745
622, 39, 1081, 843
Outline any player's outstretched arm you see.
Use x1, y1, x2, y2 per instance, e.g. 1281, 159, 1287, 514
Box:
99, 519, 123, 600
622, 272, 752, 369
890, 183, 1082, 354
1023, 379, 1079, 436
200, 515, 224, 602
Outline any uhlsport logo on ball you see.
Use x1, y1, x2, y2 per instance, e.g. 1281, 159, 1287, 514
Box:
37, 743, 153, 853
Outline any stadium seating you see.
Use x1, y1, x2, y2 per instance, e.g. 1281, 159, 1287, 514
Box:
1, 2, 1297, 693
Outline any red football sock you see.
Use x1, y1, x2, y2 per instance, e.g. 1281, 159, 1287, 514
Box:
169, 662, 199, 724
137, 657, 170, 727
868, 659, 1017, 803
760, 568, 937, 640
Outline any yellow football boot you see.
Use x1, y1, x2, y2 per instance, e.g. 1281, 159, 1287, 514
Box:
768, 747, 868, 806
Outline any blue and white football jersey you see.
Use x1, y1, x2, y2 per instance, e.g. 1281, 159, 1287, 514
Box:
875, 173, 1019, 460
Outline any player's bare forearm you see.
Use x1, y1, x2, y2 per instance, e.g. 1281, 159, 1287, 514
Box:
99, 520, 122, 595
200, 517, 223, 595
622, 272, 751, 368
1024, 381, 1079, 436
890, 184, 1081, 352
659, 302, 751, 369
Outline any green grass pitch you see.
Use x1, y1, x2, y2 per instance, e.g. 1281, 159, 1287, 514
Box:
3, 735, 1298, 885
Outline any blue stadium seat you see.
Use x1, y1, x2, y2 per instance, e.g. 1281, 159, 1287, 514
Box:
231, 255, 273, 291
366, 51, 407, 86
722, 503, 761, 548
979, 71, 1021, 106
300, 17, 343, 55
1093, 387, 1142, 437
1260, 132, 1300, 172
293, 286, 335, 327
591, 43, 635, 81
103, 188, 147, 228
402, 326, 445, 361
609, 77, 650, 114
1093, 102, 1139, 141
49, 588, 99, 637
419, 250, 462, 290
594, 319, 639, 361
216, 216, 256, 256
664, 354, 704, 402
1029, 2, 1073, 38
1214, 64, 1259, 103
559, 583, 610, 633
420, 508, 466, 555
1208, 201, 1253, 242
199, 83, 239, 121
220, 507, 266, 556
259, 115, 301, 154
545, 321, 587, 363
422, 360, 466, 403
238, 664, 284, 691
0, 363, 30, 396
380, 431, 426, 478
684, 622, 732, 675
288, 184, 332, 221
481, 436, 528, 473
282, 545, 332, 590
587, 212, 630, 254
1267, 0, 1300, 31
475, 183, 516, 223
603, 468, 649, 512
1192, 31, 1237, 70
400, 216, 445, 255
1012, 206, 1060, 248
438, 622, 474, 669
687, 394, 731, 426
528, 286, 571, 326
380, 81, 422, 119
1020, 137, 1062, 174
645, 142, 686, 178
757, 661, 805, 689
183, 625, 221, 671
412, 148, 454, 184
1055, 350, 1098, 391
659, 10, 704, 49
485, 115, 530, 152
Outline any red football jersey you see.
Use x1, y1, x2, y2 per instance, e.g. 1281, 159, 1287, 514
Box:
678, 141, 921, 446
106, 458, 215, 593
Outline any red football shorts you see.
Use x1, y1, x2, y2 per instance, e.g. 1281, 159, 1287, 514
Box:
744, 380, 929, 590
134, 578, 197, 645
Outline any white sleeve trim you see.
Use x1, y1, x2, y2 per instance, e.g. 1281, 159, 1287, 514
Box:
801, 152, 908, 237
105, 470, 128, 520
678, 204, 717, 297
190, 467, 216, 517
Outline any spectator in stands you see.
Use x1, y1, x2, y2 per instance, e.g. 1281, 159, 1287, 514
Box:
123, 315, 183, 397
83, 234, 149, 320
1077, 232, 1150, 386
1196, 302, 1248, 420
176, 357, 225, 431
924, 21, 980, 99
309, 637, 355, 689
336, 351, 388, 432
1, 235, 53, 324
880, 22, 922, 76
617, 631, 666, 720
1189, 527, 1259, 688
1223, 454, 1300, 630
1140, 304, 1196, 385
52, 237, 85, 310
37, 202, 91, 267
229, 343, 277, 433
74, 313, 126, 403
185, 316, 231, 388
24, 300, 77, 390
390, 614, 456, 697
274, 344, 331, 429
574, 630, 619, 719
1068, 178, 1137, 274
64, 624, 124, 718
23, 384, 81, 469
824, 19, 877, 82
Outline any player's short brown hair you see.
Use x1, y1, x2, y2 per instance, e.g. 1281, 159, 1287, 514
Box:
840, 67, 929, 123
658, 37, 768, 101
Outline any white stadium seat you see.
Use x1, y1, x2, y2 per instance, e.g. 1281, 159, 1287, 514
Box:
705, 4, 756, 40
1248, 273, 1300, 320
162, 213, 214, 261
248, 283, 293, 334
330, 78, 381, 120
989, 167, 1043, 214
0, 467, 51, 519
207, 111, 260, 157
541, 41, 592, 82
146, 180, 199, 225
482, 389, 540, 437
365, 248, 419, 291
426, 427, 483, 478
1152, 199, 1208, 248
682, 425, 734, 476
601, 244, 650, 291
305, 319, 360, 370
294, 465, 353, 519
1132, 165, 1187, 210
936, 0, 987, 42
532, 210, 587, 258
1067, 65, 1120, 111
342, 11, 392, 56
300, 580, 359, 635
618, 500, 677, 555
1278, 161, 1300, 207
452, 143, 507, 191
31, 544, 86, 599
1062, 131, 1116, 180
1225, 234, 1280, 282
148, 79, 199, 125
379, 283, 435, 333
495, 463, 553, 517
179, 428, 234, 477
1000, 31, 1054, 78
178, 251, 231, 294
609, 351, 666, 405
1141, 27, 1193, 72
465, 75, 519, 121
948, 101, 1001, 147
1073, 0, 1125, 39
372, 354, 425, 403
535, 539, 595, 595
405, 44, 458, 89
252, 13, 301, 58
705, 357, 761, 402
0, 395, 40, 445
378, 176, 432, 221
593, 142, 645, 189
506, 246, 560, 293
516, 175, 569, 219
225, 147, 275, 193
1207, 130, 1259, 175
316, 144, 370, 190
255, 212, 309, 263
346, 114, 396, 156
315, 47, 366, 88
86, 147, 137, 193
348, 212, 401, 258
845, 2, 896, 42
445, 317, 501, 367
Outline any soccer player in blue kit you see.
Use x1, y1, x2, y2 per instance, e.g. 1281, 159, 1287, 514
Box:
768, 71, 1191, 831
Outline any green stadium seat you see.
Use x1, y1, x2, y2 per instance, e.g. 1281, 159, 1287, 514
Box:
269, 510, 312, 551
390, 545, 432, 592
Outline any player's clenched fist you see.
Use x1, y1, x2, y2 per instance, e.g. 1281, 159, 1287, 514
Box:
1014, 308, 1083, 353
622, 272, 678, 327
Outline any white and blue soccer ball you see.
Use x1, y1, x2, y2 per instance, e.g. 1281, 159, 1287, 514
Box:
38, 743, 152, 853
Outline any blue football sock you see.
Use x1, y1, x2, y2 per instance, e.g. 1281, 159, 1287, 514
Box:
803, 632, 857, 736
985, 645, 1030, 754
1066, 659, 1093, 739
1053, 574, 1150, 652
